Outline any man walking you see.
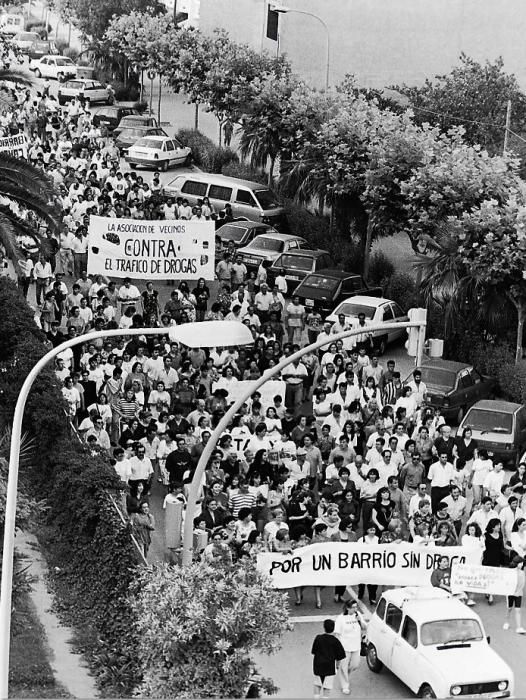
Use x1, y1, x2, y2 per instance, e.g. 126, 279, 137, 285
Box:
311, 619, 346, 699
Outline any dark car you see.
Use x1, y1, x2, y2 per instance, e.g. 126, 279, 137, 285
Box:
28, 39, 58, 62
91, 105, 138, 132
459, 400, 526, 467
268, 250, 333, 289
216, 221, 276, 257
114, 126, 166, 153
293, 269, 383, 316
113, 114, 159, 136
407, 360, 497, 424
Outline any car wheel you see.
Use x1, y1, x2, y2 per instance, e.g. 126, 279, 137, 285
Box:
419, 684, 436, 699
184, 152, 192, 166
107, 95, 115, 106
129, 163, 137, 169
366, 643, 383, 673
34, 68, 41, 78
376, 335, 388, 356
160, 160, 168, 172
456, 406, 465, 424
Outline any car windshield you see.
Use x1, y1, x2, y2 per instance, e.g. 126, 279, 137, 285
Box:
464, 409, 513, 434
134, 138, 162, 149
19, 33, 37, 40
56, 58, 73, 66
219, 225, 248, 242
300, 275, 340, 292
336, 302, 375, 319
420, 368, 457, 388
120, 128, 151, 138
255, 189, 280, 209
421, 619, 483, 646
34, 42, 49, 50
247, 237, 282, 252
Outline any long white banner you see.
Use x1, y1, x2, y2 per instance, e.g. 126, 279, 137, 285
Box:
256, 543, 482, 588
87, 216, 215, 280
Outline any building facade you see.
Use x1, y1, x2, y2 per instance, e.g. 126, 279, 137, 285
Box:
199, 0, 526, 90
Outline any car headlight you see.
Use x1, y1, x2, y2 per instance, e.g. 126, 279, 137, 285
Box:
498, 681, 508, 691
450, 686, 461, 696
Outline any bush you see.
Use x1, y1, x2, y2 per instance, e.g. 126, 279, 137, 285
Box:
133, 100, 148, 114
25, 19, 51, 36
221, 161, 267, 184
112, 81, 139, 102
284, 199, 329, 247
176, 128, 238, 173
62, 46, 79, 61
368, 251, 395, 289
384, 272, 420, 311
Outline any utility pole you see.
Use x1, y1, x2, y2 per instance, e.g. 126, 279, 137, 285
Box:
503, 99, 512, 154
173, 0, 177, 22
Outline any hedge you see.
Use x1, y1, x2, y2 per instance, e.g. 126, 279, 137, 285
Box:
0, 279, 142, 696
176, 128, 238, 173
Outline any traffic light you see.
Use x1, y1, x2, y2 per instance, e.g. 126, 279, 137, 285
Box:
267, 6, 279, 40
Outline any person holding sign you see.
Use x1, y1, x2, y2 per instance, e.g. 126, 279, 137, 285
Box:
503, 555, 526, 634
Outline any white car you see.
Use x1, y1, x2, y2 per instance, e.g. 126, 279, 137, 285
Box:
125, 135, 192, 171
58, 79, 113, 105
326, 294, 408, 355
11, 31, 39, 52
366, 587, 514, 698
31, 55, 77, 81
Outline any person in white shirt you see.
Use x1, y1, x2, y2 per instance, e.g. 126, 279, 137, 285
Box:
331, 313, 352, 336
112, 447, 132, 484
406, 369, 427, 408
484, 461, 505, 500
428, 453, 455, 513
501, 497, 524, 546
408, 484, 431, 518
467, 497, 499, 533
334, 600, 367, 695
118, 277, 141, 316
274, 269, 288, 295
510, 519, 526, 559
470, 449, 493, 508
263, 510, 289, 545
34, 255, 52, 306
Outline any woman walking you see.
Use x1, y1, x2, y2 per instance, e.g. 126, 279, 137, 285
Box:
130, 501, 155, 557
334, 600, 367, 695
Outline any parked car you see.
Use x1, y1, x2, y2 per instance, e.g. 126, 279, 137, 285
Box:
28, 40, 59, 63
57, 79, 114, 105
237, 233, 309, 273
30, 55, 77, 81
163, 172, 288, 230
268, 250, 333, 288
0, 13, 24, 35
216, 221, 276, 256
294, 269, 383, 316
114, 126, 167, 154
366, 587, 514, 699
91, 105, 138, 132
126, 135, 191, 171
113, 114, 159, 137
326, 295, 408, 354
11, 31, 39, 52
458, 399, 526, 468
405, 360, 497, 424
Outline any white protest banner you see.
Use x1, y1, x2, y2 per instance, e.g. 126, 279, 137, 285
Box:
87, 215, 215, 280
256, 542, 482, 589
0, 133, 28, 159
212, 379, 286, 407
451, 563, 518, 596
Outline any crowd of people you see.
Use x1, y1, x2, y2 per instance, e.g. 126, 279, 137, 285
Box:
4, 80, 526, 626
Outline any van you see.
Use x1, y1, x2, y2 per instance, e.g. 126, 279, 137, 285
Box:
163, 173, 287, 230
366, 586, 514, 698
0, 14, 24, 35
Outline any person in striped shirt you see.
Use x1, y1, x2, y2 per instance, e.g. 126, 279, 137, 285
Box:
228, 479, 255, 518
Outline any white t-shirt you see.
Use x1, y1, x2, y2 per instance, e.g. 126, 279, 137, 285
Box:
335, 613, 362, 652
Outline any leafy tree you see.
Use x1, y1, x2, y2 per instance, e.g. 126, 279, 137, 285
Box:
67, 0, 165, 43
393, 54, 526, 156
131, 560, 289, 698
104, 11, 173, 71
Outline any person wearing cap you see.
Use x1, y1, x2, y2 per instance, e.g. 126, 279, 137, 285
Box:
289, 447, 311, 482
503, 555, 526, 634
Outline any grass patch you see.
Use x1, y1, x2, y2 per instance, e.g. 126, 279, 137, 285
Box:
9, 592, 70, 698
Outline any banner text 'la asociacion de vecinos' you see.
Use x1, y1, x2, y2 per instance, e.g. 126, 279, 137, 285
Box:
87, 216, 215, 280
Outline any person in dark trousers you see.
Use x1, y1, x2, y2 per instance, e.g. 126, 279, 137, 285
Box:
311, 618, 346, 699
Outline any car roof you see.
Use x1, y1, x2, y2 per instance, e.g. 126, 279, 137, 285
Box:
304, 269, 360, 280
276, 249, 329, 258
221, 221, 271, 230
380, 587, 478, 623
121, 115, 155, 122
134, 135, 172, 142
253, 233, 305, 242
177, 172, 271, 190
336, 295, 394, 307
466, 399, 522, 413
418, 359, 472, 373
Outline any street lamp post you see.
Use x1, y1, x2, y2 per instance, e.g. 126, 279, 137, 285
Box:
180, 318, 428, 565
0, 321, 253, 700
271, 4, 331, 90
